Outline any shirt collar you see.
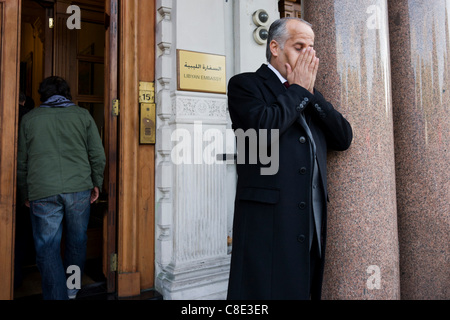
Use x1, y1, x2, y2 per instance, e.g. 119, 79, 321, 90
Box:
267, 63, 287, 84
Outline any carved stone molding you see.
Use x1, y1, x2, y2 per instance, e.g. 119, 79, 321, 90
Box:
172, 92, 228, 123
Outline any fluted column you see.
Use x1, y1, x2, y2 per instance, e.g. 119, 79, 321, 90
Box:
304, 0, 401, 299
388, 0, 450, 300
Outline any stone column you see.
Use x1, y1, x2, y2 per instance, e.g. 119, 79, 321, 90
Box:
388, 0, 450, 300
304, 0, 401, 299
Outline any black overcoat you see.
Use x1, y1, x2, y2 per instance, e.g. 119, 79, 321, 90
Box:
227, 64, 353, 300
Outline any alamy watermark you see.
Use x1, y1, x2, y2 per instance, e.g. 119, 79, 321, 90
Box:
66, 5, 81, 30
366, 265, 381, 290
170, 121, 280, 176
66, 265, 81, 291
66, 4, 384, 31
366, 2, 385, 30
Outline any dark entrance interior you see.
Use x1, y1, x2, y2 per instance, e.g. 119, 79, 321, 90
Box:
14, 0, 108, 299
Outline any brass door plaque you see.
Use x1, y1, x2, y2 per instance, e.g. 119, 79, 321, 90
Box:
139, 81, 156, 145
140, 103, 156, 145
139, 81, 155, 104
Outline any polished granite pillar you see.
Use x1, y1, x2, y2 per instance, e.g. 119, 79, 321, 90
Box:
388, 0, 450, 300
304, 0, 401, 299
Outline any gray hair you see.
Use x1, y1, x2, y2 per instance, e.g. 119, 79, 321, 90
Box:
266, 17, 313, 62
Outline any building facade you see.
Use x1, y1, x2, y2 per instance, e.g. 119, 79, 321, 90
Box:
0, 0, 448, 300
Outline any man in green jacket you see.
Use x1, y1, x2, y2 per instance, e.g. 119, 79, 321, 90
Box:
17, 76, 106, 300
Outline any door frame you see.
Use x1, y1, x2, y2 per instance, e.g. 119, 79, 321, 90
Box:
0, 0, 21, 301
116, 0, 156, 298
0, 0, 157, 300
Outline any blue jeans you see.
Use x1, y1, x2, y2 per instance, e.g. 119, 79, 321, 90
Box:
30, 190, 91, 300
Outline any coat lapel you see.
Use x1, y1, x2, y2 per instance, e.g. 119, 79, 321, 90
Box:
256, 64, 287, 99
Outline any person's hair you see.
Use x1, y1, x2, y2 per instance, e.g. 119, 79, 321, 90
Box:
266, 17, 313, 62
38, 76, 72, 102
19, 91, 26, 104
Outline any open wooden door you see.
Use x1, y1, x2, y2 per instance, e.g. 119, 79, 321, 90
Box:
0, 0, 21, 301
103, 0, 118, 294
51, 0, 118, 294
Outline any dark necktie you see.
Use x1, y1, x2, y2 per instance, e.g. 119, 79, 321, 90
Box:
283, 82, 290, 89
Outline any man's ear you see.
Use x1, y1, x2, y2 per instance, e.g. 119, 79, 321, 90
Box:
270, 40, 279, 58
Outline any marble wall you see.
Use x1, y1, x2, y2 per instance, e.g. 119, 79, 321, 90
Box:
305, 0, 449, 300
388, 0, 450, 300
304, 0, 401, 299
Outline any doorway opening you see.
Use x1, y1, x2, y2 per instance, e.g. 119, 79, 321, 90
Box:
14, 0, 111, 300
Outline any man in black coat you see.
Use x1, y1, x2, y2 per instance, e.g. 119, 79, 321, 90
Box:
227, 17, 353, 300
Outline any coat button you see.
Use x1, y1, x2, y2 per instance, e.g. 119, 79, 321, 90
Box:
299, 167, 307, 175
298, 202, 306, 209
299, 136, 306, 144
297, 235, 306, 243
